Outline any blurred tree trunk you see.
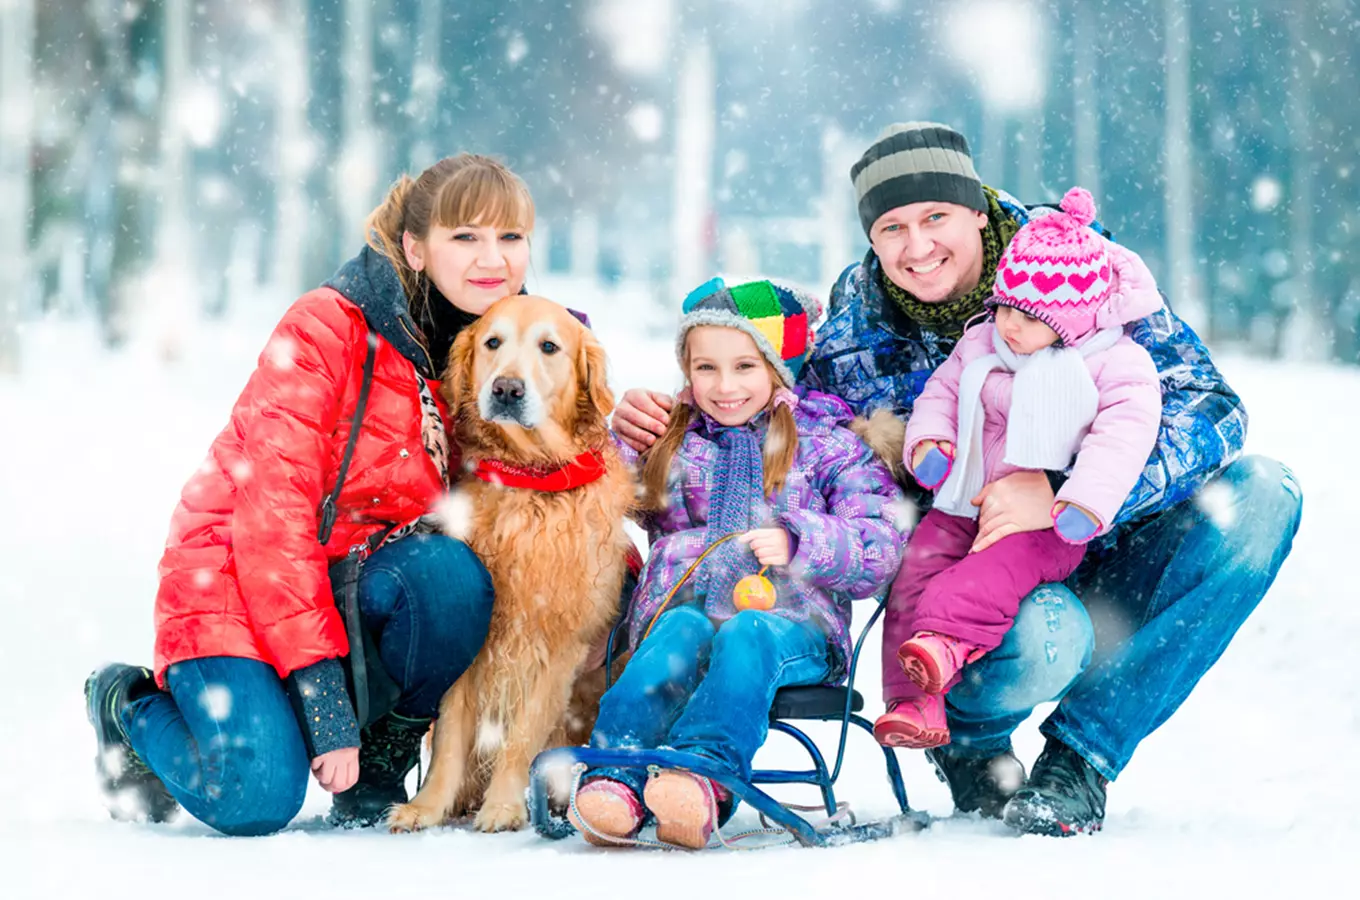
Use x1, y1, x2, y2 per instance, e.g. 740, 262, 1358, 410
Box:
1163, 0, 1206, 334
408, 0, 444, 172
337, 0, 379, 249
303, 0, 344, 285
671, 17, 715, 302
90, 0, 163, 348
150, 0, 192, 359
1071, 0, 1101, 202
275, 0, 312, 301
0, 0, 36, 374
1279, 11, 1325, 361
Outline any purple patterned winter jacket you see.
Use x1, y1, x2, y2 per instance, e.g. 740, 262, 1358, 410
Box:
620, 389, 908, 681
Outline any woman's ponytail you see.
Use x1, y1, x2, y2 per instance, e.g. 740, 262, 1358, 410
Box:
364, 174, 421, 300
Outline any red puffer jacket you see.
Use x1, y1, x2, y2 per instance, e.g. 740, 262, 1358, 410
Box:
153, 248, 454, 685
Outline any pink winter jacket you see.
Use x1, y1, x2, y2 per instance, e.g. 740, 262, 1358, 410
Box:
903, 243, 1165, 536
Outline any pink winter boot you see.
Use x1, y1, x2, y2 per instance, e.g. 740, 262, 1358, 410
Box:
897, 631, 983, 695
872, 694, 950, 749
642, 770, 731, 850
567, 777, 644, 846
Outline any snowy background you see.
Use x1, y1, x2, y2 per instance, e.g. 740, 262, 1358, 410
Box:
1, 0, 1357, 897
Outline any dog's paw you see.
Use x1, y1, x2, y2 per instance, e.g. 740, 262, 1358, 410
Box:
385, 802, 446, 833
473, 800, 528, 833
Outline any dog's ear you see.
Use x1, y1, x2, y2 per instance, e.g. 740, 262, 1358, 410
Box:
442, 326, 478, 412
576, 330, 615, 424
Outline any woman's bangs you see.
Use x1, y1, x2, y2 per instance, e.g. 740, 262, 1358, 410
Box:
432, 168, 534, 232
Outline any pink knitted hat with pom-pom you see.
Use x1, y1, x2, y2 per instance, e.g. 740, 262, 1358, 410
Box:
990, 187, 1113, 347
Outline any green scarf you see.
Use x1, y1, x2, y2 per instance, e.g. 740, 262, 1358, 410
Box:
881, 186, 1022, 340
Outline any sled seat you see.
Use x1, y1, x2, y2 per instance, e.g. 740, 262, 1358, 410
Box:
769, 685, 863, 721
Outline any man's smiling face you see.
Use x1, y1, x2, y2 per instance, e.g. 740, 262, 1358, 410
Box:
870, 200, 989, 304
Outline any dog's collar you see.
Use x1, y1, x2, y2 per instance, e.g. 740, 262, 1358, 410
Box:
472, 449, 608, 492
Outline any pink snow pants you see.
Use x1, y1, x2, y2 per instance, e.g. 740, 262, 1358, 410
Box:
882, 509, 1086, 705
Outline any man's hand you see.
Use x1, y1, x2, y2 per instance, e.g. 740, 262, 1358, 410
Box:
970, 470, 1055, 553
612, 389, 674, 451
311, 746, 360, 793
738, 528, 793, 567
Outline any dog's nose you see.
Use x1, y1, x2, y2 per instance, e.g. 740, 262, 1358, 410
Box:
491, 376, 526, 403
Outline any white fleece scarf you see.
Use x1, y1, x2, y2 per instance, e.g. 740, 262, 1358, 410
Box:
933, 325, 1124, 519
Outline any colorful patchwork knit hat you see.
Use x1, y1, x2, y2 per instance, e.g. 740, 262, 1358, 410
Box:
676, 277, 823, 386
990, 187, 1113, 347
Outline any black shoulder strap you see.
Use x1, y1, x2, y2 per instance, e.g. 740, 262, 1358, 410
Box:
317, 329, 380, 545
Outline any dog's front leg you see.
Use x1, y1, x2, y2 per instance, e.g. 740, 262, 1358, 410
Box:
473, 656, 583, 833
387, 678, 474, 833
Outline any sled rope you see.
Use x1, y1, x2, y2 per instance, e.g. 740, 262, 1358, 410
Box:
640, 532, 743, 642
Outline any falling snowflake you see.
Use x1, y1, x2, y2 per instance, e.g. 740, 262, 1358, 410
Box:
1195, 478, 1239, 531
476, 717, 505, 756
434, 490, 474, 542
199, 685, 232, 722
1250, 175, 1283, 212
264, 336, 297, 370
627, 103, 663, 142
887, 497, 919, 534
506, 33, 528, 65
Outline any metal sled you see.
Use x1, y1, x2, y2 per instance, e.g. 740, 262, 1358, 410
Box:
528, 594, 929, 848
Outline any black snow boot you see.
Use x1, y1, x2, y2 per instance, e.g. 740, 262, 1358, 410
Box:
924, 745, 1026, 819
1003, 737, 1108, 836
84, 664, 179, 823
327, 711, 431, 828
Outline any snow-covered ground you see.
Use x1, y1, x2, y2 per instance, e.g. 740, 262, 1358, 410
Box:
1, 281, 1353, 898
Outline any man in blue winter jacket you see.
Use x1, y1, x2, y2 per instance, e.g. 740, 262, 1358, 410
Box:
612, 121, 1302, 837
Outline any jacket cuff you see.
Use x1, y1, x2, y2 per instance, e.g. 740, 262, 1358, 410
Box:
285, 657, 360, 758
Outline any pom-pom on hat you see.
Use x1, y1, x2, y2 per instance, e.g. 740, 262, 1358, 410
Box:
990, 187, 1114, 347
676, 277, 823, 386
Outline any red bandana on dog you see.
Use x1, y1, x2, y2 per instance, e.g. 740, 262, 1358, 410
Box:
473, 449, 608, 492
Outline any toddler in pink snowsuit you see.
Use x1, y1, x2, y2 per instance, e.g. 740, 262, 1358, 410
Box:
874, 188, 1165, 750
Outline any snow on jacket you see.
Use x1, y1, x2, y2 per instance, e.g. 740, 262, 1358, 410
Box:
802, 188, 1246, 543
621, 389, 907, 680
153, 246, 456, 685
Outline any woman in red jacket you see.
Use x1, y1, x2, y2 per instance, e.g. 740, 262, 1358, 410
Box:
84, 153, 533, 835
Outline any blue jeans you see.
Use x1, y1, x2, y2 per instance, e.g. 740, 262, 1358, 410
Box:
123, 534, 494, 835
943, 456, 1303, 781
590, 607, 832, 796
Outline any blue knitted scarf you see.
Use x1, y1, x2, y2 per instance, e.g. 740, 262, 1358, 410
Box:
699, 425, 766, 613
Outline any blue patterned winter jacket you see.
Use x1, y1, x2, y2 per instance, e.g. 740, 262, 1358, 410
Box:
802, 192, 1247, 540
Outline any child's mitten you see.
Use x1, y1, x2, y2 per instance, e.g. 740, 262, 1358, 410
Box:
914, 446, 953, 491
1054, 504, 1100, 544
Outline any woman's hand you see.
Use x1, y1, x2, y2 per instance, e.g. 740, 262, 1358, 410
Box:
612, 389, 674, 451
739, 528, 793, 567
311, 746, 360, 793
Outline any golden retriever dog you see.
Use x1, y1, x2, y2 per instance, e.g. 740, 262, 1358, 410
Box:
386, 295, 634, 834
